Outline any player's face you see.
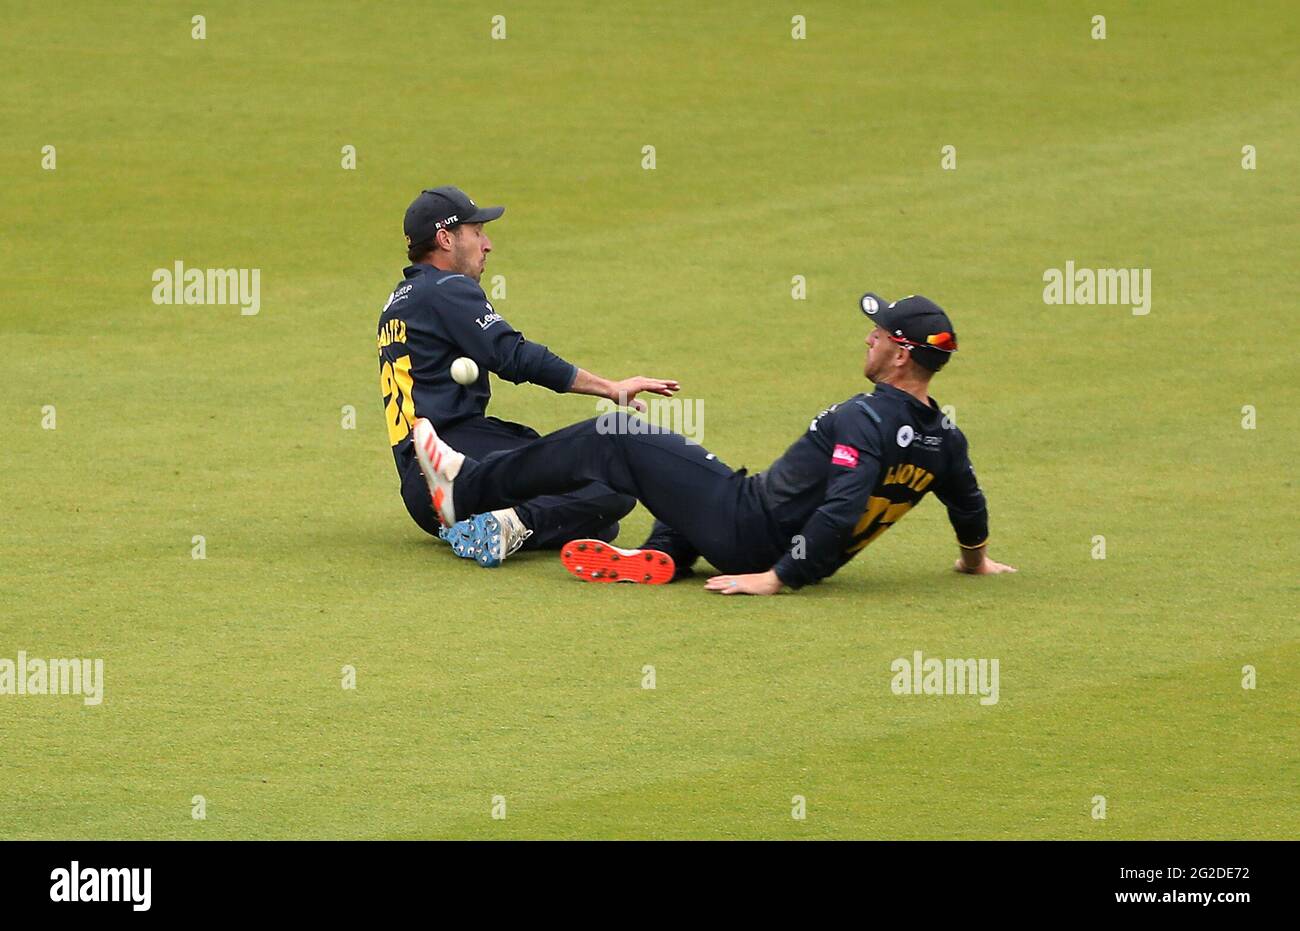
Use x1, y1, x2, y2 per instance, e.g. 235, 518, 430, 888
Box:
865, 326, 902, 382
450, 223, 493, 281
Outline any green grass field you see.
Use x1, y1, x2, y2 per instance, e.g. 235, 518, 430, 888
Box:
2, 1, 1296, 839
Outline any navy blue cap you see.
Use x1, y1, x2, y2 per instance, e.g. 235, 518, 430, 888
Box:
859, 292, 958, 370
404, 186, 504, 246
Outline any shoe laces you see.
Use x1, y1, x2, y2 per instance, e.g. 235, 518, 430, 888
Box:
499, 520, 533, 559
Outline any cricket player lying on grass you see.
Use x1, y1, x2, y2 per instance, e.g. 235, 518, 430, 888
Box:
413, 293, 1016, 594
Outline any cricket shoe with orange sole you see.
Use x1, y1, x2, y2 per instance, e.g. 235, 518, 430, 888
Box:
412, 417, 463, 528
560, 540, 676, 585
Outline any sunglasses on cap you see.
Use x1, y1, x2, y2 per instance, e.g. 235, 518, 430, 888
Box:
879, 329, 958, 353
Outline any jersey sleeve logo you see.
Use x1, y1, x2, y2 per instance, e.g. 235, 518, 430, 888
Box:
832, 444, 859, 468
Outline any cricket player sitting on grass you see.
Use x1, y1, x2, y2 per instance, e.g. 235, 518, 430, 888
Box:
410, 292, 1016, 594
378, 185, 678, 567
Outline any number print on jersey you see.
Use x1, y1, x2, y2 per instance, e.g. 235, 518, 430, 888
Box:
381, 354, 417, 446
846, 496, 915, 554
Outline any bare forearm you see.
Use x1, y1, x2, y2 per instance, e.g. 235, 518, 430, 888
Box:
568, 368, 616, 400
566, 370, 681, 412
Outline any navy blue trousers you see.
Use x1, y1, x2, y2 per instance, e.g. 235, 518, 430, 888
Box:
452, 415, 788, 574
400, 416, 633, 548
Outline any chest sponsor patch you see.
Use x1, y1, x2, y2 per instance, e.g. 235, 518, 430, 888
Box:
832, 444, 859, 468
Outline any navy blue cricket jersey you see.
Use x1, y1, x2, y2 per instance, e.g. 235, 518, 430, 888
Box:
757, 383, 989, 589
376, 263, 577, 466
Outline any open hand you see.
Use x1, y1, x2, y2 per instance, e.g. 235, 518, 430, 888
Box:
954, 556, 1018, 575
704, 570, 783, 595
611, 377, 679, 413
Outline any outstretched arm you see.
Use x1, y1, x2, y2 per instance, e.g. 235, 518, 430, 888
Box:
568, 369, 679, 413
435, 277, 681, 403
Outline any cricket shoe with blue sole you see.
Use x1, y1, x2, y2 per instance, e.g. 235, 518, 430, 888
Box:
412, 417, 463, 528
464, 510, 533, 568
438, 521, 476, 554
560, 540, 676, 585
438, 511, 533, 567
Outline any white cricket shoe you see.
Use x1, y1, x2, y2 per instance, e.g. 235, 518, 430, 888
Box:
411, 418, 464, 528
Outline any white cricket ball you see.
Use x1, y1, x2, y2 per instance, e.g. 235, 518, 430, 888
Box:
450, 356, 479, 386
